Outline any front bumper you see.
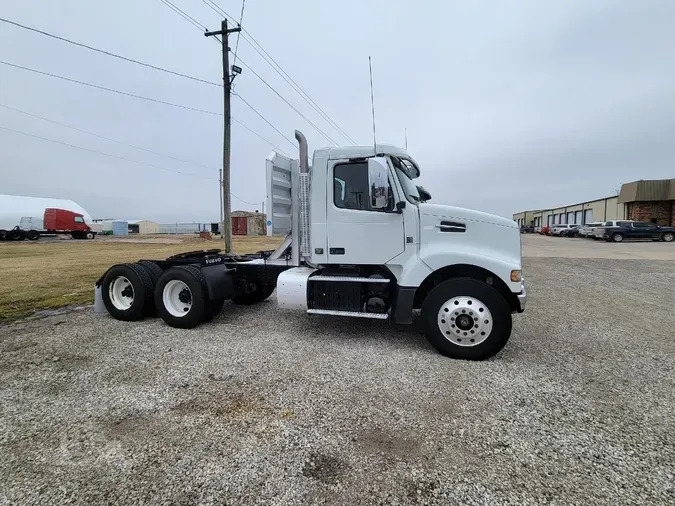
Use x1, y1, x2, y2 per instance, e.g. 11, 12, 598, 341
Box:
516, 278, 527, 312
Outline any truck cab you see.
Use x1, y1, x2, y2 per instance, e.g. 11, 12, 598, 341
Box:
272, 135, 526, 359
97, 130, 526, 360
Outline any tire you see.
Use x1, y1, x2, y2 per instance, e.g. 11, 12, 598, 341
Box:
421, 278, 512, 360
71, 232, 81, 240
612, 233, 624, 243
26, 230, 40, 241
231, 283, 275, 305
85, 232, 95, 240
662, 232, 674, 243
203, 299, 225, 322
137, 261, 164, 316
101, 263, 154, 321
154, 265, 208, 329
138, 261, 163, 283
8, 229, 23, 241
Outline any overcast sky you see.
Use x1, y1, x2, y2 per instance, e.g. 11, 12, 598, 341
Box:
1, 0, 674, 222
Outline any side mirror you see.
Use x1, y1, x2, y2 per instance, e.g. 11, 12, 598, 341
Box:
396, 201, 406, 213
368, 157, 392, 210
417, 185, 431, 202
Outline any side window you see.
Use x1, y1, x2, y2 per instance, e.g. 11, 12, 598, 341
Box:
333, 162, 393, 211
632, 222, 648, 228
74, 216, 84, 223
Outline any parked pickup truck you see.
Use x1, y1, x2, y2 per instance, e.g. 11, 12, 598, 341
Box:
602, 221, 675, 242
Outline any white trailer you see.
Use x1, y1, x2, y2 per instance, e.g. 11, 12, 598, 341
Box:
0, 194, 94, 240
95, 131, 526, 360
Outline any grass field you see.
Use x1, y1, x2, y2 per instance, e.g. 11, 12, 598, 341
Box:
0, 236, 283, 322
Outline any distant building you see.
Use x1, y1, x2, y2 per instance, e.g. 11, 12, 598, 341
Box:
618, 178, 675, 226
127, 220, 160, 234
231, 211, 267, 235
514, 178, 675, 227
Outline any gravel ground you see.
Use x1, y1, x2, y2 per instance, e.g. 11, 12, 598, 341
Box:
1, 255, 674, 505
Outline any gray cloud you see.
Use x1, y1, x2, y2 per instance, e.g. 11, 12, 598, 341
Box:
1, 0, 673, 221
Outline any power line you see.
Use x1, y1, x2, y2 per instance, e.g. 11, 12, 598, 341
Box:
0, 123, 262, 205
0, 17, 220, 87
0, 60, 220, 115
0, 103, 218, 172
201, 0, 236, 20
240, 32, 357, 144
0, 125, 216, 180
233, 93, 296, 147
231, 117, 290, 157
232, 0, 246, 65
0, 60, 291, 154
158, 0, 207, 31
235, 56, 338, 146
199, 0, 356, 144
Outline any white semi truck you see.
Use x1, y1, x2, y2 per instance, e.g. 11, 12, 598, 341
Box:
95, 131, 526, 360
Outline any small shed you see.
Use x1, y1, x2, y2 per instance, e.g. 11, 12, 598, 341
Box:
232, 211, 267, 236
127, 220, 160, 234
112, 220, 128, 236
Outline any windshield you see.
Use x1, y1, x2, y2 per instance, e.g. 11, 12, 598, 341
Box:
391, 157, 420, 204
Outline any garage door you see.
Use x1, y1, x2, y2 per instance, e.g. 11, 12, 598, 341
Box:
547, 215, 553, 226
575, 211, 583, 224
584, 209, 593, 223
567, 212, 575, 224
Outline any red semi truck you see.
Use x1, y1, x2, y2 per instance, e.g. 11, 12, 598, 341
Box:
0, 208, 97, 240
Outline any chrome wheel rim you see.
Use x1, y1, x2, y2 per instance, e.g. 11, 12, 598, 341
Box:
438, 296, 493, 347
163, 280, 192, 317
109, 276, 134, 310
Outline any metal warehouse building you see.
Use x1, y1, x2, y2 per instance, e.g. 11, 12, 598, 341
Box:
514, 178, 675, 227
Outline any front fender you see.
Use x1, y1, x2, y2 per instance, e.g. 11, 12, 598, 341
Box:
421, 244, 522, 293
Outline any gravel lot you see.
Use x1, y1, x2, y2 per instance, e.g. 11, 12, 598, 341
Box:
1, 237, 674, 505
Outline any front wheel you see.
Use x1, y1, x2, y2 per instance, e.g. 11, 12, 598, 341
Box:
662, 232, 674, 243
421, 278, 512, 360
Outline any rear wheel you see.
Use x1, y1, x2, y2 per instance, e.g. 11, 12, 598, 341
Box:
421, 278, 512, 360
611, 233, 624, 243
154, 265, 208, 328
8, 229, 23, 241
662, 232, 674, 242
203, 299, 225, 322
101, 263, 154, 321
137, 261, 163, 316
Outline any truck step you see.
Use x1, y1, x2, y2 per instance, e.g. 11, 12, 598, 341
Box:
308, 276, 391, 283
307, 309, 389, 319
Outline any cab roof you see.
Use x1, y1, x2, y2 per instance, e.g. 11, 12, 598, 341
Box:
315, 144, 420, 178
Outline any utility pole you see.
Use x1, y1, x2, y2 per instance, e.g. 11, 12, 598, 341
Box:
219, 168, 224, 231
205, 19, 241, 252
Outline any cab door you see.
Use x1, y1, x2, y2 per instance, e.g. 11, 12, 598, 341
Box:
325, 157, 405, 264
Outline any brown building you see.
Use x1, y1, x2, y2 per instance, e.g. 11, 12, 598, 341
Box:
618, 178, 675, 226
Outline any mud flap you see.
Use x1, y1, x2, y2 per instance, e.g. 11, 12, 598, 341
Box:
94, 284, 106, 313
